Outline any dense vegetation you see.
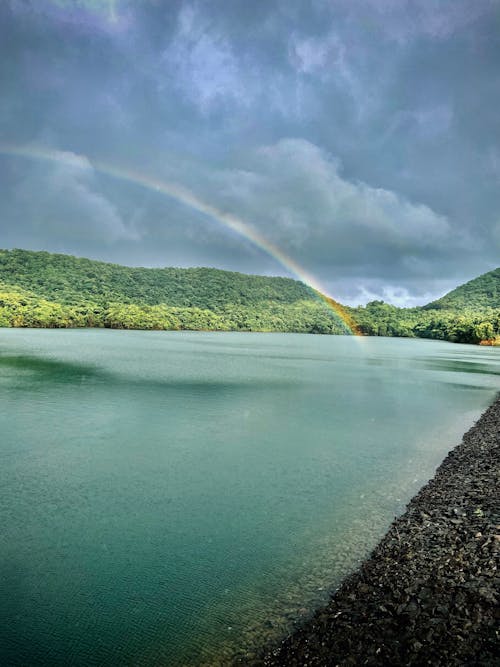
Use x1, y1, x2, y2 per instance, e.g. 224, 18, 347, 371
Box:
0, 249, 498, 345
0, 249, 352, 334
346, 267, 500, 345
423, 269, 500, 311
347, 300, 500, 345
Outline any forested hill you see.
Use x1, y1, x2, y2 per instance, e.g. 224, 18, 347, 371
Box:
0, 249, 498, 344
347, 266, 500, 345
0, 249, 351, 334
423, 268, 500, 311
0, 248, 317, 308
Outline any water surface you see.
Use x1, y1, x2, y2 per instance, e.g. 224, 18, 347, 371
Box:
1, 330, 499, 665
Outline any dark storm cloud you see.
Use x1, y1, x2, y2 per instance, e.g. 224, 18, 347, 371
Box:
1, 0, 499, 304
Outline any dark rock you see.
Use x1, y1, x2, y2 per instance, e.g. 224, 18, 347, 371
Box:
252, 394, 500, 667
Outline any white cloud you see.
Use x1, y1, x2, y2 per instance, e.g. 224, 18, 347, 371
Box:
348, 285, 439, 308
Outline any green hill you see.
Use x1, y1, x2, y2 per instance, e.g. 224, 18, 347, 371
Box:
423, 268, 500, 311
0, 248, 319, 308
347, 267, 500, 345
0, 249, 352, 334
0, 249, 498, 344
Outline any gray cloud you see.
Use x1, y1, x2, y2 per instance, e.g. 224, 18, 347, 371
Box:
162, 4, 256, 113
161, 137, 469, 301
351, 0, 497, 43
3, 149, 139, 251
0, 0, 499, 305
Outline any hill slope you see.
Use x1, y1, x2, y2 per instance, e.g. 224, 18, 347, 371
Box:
0, 249, 352, 334
0, 249, 318, 309
346, 267, 500, 345
0, 249, 498, 344
423, 268, 500, 311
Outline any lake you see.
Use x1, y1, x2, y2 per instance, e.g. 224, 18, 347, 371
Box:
1, 330, 499, 665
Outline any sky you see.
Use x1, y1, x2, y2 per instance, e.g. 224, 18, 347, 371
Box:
1, 0, 499, 306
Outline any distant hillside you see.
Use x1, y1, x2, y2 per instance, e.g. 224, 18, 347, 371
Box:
0, 249, 352, 334
423, 268, 500, 311
0, 249, 317, 308
346, 268, 500, 345
0, 249, 498, 344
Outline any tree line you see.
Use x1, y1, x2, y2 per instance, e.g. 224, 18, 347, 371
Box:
0, 249, 498, 345
0, 286, 350, 334
347, 301, 500, 345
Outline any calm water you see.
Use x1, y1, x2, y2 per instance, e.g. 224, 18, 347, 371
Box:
1, 330, 499, 665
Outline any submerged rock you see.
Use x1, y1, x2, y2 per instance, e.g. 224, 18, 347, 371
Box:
252, 395, 500, 666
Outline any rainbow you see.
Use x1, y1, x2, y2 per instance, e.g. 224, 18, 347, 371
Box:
0, 143, 360, 335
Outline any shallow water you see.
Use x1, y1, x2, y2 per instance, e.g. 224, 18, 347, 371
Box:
0, 330, 499, 665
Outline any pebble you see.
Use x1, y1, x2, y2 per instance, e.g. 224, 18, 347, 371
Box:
254, 395, 500, 667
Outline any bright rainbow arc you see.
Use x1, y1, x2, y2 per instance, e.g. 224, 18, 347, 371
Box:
0, 143, 360, 335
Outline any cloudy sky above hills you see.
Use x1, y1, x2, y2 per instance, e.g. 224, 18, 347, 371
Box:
1, 0, 499, 305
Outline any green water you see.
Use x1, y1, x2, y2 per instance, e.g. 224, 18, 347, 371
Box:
1, 330, 499, 665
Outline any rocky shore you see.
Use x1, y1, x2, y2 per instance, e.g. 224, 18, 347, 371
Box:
257, 396, 499, 666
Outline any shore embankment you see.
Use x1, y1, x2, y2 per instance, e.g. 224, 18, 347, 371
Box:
258, 396, 499, 666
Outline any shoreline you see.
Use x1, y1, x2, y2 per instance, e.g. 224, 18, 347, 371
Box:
252, 395, 500, 666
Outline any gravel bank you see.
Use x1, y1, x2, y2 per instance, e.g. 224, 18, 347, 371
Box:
259, 396, 500, 666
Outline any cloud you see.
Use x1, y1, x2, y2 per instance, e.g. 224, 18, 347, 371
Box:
380, 105, 454, 145
493, 220, 500, 246
8, 0, 132, 35
6, 149, 139, 246
161, 3, 255, 113
288, 32, 339, 75
191, 138, 456, 265
347, 284, 441, 308
287, 28, 356, 88
338, 0, 495, 44
132, 135, 475, 305
1, 0, 499, 304
158, 3, 300, 119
